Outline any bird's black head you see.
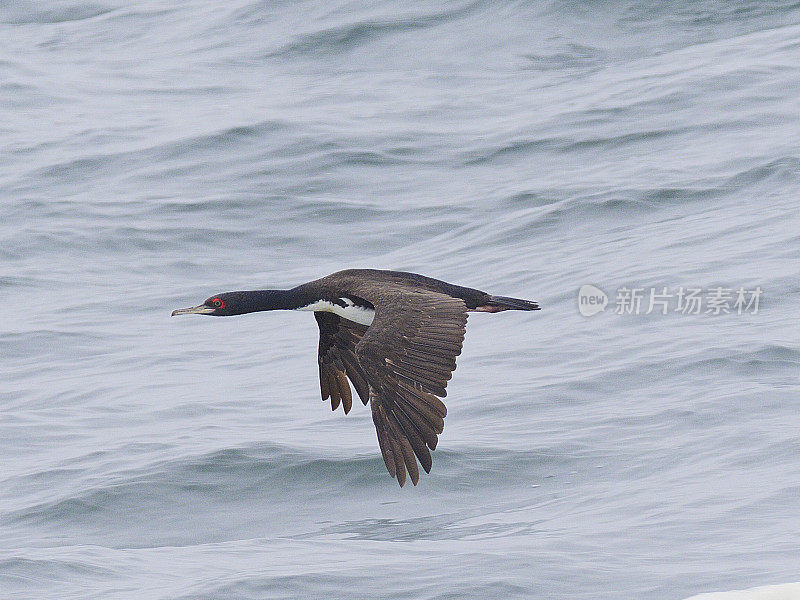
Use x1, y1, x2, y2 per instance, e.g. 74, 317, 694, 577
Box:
172, 289, 304, 317
171, 292, 248, 317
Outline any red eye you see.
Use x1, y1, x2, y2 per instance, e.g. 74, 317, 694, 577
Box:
211, 298, 225, 309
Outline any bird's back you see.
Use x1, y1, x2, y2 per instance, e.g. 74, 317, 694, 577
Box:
307, 269, 491, 309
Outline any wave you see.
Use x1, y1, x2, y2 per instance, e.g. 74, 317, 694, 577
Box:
683, 582, 800, 600
1, 442, 577, 533
260, 2, 481, 58
1, 2, 113, 25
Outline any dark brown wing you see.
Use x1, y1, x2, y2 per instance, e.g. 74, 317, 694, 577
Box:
315, 312, 370, 414
355, 290, 467, 487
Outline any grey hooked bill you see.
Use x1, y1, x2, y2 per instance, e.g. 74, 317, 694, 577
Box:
171, 305, 214, 316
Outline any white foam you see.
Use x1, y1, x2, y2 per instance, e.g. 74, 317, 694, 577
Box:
682, 583, 800, 600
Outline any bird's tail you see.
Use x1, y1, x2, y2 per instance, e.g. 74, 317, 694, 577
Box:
485, 295, 540, 311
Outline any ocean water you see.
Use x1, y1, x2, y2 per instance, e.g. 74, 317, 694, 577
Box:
2, 1, 800, 598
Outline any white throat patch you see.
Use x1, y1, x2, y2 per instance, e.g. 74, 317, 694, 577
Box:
297, 297, 375, 326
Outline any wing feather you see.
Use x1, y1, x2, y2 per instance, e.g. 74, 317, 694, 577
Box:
315, 312, 370, 415
355, 290, 467, 486
315, 289, 467, 486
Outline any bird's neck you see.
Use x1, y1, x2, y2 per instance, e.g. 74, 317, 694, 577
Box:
233, 289, 313, 314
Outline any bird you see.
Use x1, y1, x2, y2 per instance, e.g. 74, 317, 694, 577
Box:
172, 269, 540, 486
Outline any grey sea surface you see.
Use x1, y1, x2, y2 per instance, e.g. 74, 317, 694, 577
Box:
2, 1, 800, 599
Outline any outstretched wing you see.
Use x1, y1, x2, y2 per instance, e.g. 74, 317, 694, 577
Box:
315, 312, 370, 414
355, 290, 468, 487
